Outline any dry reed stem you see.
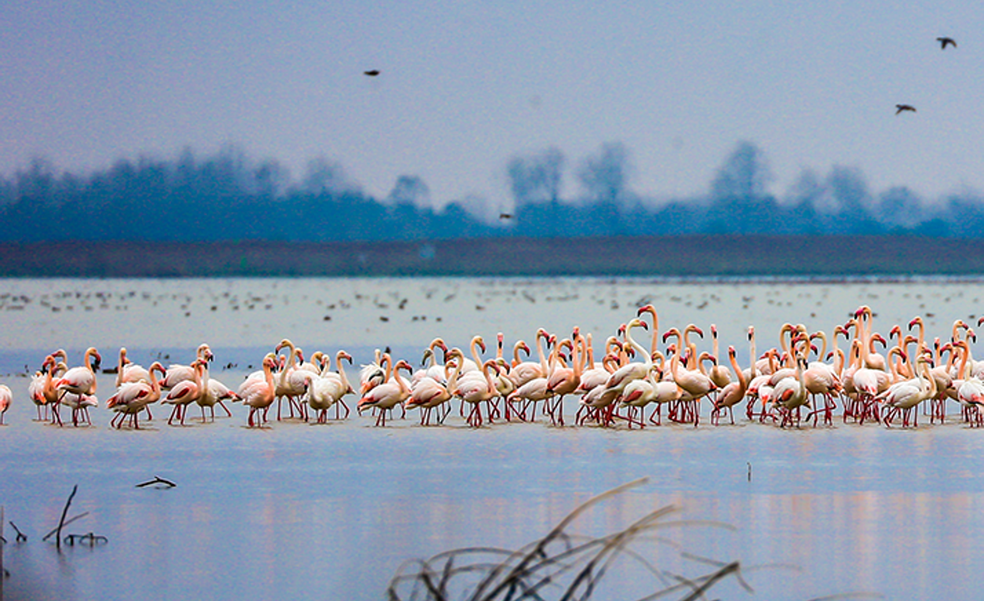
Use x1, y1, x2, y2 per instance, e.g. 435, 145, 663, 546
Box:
387, 479, 749, 601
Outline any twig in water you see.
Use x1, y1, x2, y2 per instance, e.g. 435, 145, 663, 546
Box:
54, 484, 78, 551
63, 533, 108, 547
41, 512, 89, 542
8, 521, 26, 542
136, 476, 177, 489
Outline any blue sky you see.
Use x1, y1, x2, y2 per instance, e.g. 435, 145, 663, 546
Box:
1, 1, 979, 211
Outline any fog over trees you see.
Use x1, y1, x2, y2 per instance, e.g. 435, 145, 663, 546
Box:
0, 142, 976, 242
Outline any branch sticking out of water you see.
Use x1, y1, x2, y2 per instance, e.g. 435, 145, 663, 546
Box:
136, 476, 177, 489
50, 485, 78, 551
386, 478, 749, 601
41, 512, 89, 543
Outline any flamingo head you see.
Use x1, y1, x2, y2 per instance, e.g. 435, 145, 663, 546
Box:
889, 325, 901, 339
496, 332, 504, 348
688, 325, 703, 338
711, 324, 718, 337
908, 317, 922, 330
340, 351, 353, 364
520, 341, 531, 357
420, 348, 433, 366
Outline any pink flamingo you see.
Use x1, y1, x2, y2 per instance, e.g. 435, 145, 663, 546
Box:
162, 360, 205, 426
711, 346, 747, 425
358, 359, 412, 426
55, 347, 101, 427
0, 384, 11, 425
107, 362, 166, 429
237, 354, 279, 427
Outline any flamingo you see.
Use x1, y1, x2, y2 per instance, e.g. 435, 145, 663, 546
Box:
116, 347, 151, 386
196, 373, 239, 422
107, 362, 166, 429
452, 358, 502, 428
771, 358, 809, 427
605, 319, 652, 393
55, 347, 102, 427
545, 331, 585, 426
712, 346, 747, 425
508, 328, 549, 388
237, 355, 279, 427
406, 361, 454, 426
708, 325, 733, 389
667, 338, 716, 425
879, 356, 937, 428
274, 338, 310, 420
160, 343, 214, 389
29, 355, 63, 422
162, 360, 205, 426
415, 338, 450, 382
0, 384, 10, 425
360, 348, 386, 394
305, 351, 354, 423
358, 359, 412, 426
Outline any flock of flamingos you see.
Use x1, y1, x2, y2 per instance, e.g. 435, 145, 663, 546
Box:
2, 304, 983, 430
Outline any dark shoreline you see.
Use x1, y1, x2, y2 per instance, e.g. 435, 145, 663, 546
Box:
0, 235, 980, 278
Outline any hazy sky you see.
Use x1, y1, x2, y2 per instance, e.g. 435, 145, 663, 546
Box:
1, 1, 980, 211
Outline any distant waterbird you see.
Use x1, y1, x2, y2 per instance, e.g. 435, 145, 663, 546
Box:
499, 212, 514, 220
364, 69, 380, 76
895, 104, 917, 115
937, 37, 957, 50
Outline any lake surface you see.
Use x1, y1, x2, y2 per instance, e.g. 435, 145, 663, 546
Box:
2, 276, 984, 600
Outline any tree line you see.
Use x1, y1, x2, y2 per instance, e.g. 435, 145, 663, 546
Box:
1, 142, 982, 242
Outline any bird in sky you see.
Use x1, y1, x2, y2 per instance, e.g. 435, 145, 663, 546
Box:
364, 70, 380, 76
895, 104, 917, 115
499, 213, 514, 220
937, 37, 957, 49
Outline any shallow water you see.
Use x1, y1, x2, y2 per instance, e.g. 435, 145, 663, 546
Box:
2, 276, 984, 600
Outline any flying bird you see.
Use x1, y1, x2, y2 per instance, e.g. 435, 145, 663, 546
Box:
937, 37, 957, 49
895, 104, 917, 115
499, 213, 514, 220
364, 70, 380, 76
